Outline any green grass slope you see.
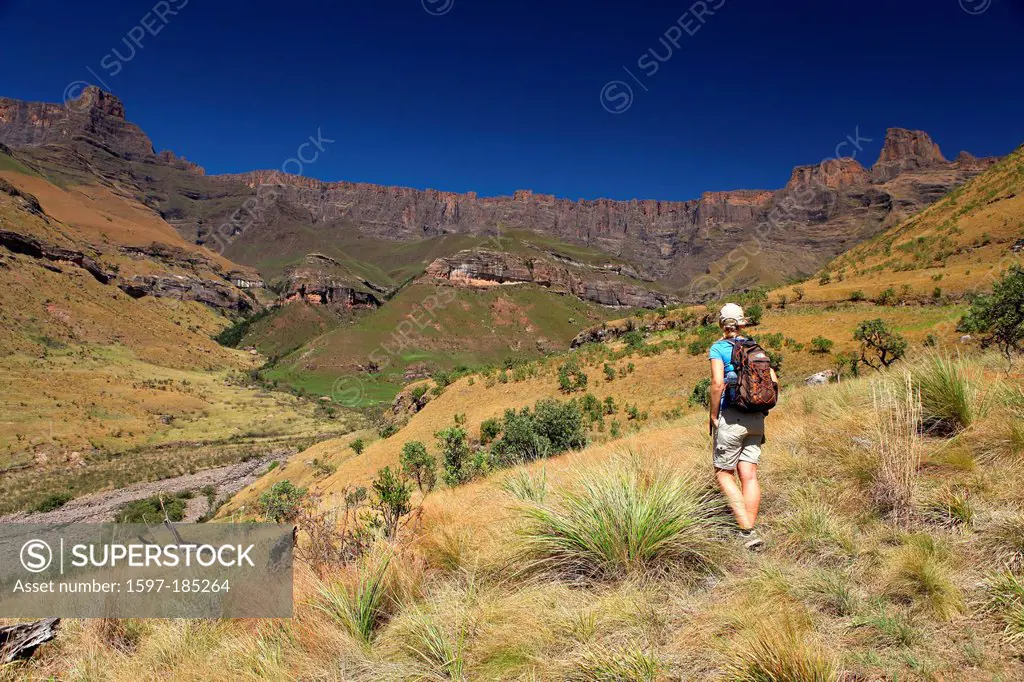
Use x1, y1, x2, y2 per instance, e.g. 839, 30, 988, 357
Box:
261, 281, 633, 406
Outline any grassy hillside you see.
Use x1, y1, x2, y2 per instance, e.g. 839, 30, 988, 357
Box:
776, 145, 1024, 304
260, 281, 633, 406
18, 346, 1024, 680
0, 162, 363, 515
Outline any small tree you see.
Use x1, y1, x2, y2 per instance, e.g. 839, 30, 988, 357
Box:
810, 336, 834, 354
688, 378, 711, 409
371, 466, 411, 539
603, 363, 616, 382
746, 303, 764, 325
958, 265, 1024, 365
400, 441, 436, 493
557, 356, 588, 393
479, 417, 502, 444
854, 319, 908, 370
437, 425, 471, 486
350, 438, 366, 455
258, 481, 309, 523
622, 330, 645, 350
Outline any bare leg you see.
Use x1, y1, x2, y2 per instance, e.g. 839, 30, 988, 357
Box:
737, 461, 761, 527
716, 469, 752, 530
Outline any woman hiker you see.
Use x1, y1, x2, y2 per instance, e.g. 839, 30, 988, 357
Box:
707, 302, 778, 549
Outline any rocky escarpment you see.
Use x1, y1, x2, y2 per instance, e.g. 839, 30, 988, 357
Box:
0, 230, 114, 284
425, 250, 678, 308
281, 253, 383, 308
118, 274, 255, 312
0, 227, 258, 313
0, 87, 155, 159
205, 129, 998, 291
0, 88, 1006, 298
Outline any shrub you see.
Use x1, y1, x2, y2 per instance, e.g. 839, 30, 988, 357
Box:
378, 423, 399, 439
437, 426, 471, 487
33, 491, 73, 513
400, 441, 437, 493
793, 286, 805, 301
479, 417, 502, 444
958, 264, 1024, 363
854, 319, 908, 370
371, 467, 412, 539
493, 399, 587, 464
849, 289, 866, 302
910, 353, 991, 434
557, 356, 589, 393
351, 438, 366, 455
258, 481, 309, 522
310, 458, 337, 477
604, 396, 618, 415
603, 363, 616, 382
518, 459, 726, 579
622, 329, 645, 350
810, 336, 834, 354
117, 493, 189, 524
819, 272, 832, 286
689, 378, 711, 409
874, 287, 898, 306
746, 303, 764, 326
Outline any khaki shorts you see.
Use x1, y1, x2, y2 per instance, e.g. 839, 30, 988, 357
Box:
713, 407, 766, 471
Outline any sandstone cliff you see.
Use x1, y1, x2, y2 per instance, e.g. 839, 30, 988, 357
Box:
425, 250, 677, 309
0, 86, 154, 159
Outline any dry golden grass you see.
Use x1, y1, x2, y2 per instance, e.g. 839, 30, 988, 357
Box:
8, 353, 1024, 680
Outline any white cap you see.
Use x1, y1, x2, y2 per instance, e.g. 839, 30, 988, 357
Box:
719, 303, 748, 327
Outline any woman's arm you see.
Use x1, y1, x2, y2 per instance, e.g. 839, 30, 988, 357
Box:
710, 358, 726, 427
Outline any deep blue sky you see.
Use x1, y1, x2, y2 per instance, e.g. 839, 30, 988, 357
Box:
1, 0, 1021, 201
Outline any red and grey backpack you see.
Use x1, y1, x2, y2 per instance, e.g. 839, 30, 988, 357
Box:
726, 339, 778, 413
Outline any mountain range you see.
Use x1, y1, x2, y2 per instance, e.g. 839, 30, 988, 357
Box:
0, 86, 1001, 312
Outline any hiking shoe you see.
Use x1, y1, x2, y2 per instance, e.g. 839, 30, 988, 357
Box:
739, 529, 764, 551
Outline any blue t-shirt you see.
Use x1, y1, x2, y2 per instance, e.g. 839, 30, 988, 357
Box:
708, 338, 743, 409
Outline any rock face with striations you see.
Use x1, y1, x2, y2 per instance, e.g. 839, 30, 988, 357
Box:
281, 254, 383, 308
0, 88, 1005, 300
0, 87, 155, 159
425, 250, 677, 308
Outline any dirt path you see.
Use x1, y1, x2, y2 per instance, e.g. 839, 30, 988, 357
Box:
0, 451, 289, 524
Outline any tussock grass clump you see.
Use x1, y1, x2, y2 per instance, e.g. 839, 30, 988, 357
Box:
782, 495, 857, 563
910, 353, 991, 435
500, 467, 548, 503
570, 645, 662, 682
852, 606, 922, 647
922, 485, 976, 530
803, 570, 860, 617
885, 535, 964, 621
724, 619, 837, 682
973, 415, 1024, 463
871, 377, 922, 524
392, 607, 468, 680
312, 550, 397, 644
982, 571, 1024, 642
979, 514, 1024, 571
518, 457, 727, 580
